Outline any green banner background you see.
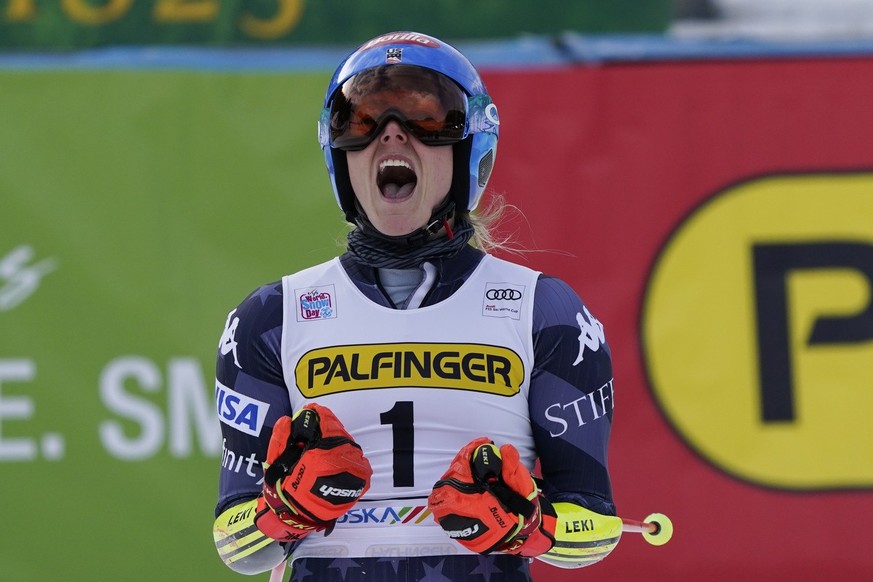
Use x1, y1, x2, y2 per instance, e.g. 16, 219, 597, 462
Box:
0, 69, 345, 580
0, 0, 670, 49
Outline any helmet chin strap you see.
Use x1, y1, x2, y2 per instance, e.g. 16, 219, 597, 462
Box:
353, 196, 456, 248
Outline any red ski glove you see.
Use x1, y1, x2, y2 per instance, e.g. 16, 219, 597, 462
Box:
428, 437, 556, 557
254, 403, 372, 542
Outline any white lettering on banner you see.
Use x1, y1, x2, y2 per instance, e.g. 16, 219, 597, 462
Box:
573, 306, 605, 366
168, 358, 221, 457
0, 245, 57, 312
0, 359, 36, 460
219, 309, 241, 368
214, 381, 269, 437
0, 359, 65, 461
99, 356, 221, 460
543, 379, 615, 438
99, 356, 163, 460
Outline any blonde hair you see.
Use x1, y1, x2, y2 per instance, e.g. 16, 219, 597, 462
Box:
466, 192, 526, 256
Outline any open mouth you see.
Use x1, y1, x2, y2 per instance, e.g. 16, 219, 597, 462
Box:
377, 159, 417, 200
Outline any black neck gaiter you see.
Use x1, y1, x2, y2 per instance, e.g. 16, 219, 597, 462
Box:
346, 218, 474, 269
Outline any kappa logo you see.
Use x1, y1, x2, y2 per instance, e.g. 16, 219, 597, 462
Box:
573, 305, 605, 365
215, 382, 270, 437
296, 285, 336, 321
219, 309, 241, 368
482, 282, 525, 320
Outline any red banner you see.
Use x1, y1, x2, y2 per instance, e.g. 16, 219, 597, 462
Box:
484, 57, 873, 579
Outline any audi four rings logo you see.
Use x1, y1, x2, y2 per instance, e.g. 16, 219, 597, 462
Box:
486, 289, 522, 300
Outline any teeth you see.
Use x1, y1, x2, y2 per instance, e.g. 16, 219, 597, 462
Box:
379, 159, 411, 172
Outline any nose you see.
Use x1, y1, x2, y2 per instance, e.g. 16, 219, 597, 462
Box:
379, 119, 409, 145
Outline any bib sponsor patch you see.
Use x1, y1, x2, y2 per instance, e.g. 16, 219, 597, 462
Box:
296, 285, 336, 321
482, 282, 525, 319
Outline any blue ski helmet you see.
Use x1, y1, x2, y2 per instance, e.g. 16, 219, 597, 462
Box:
318, 31, 499, 222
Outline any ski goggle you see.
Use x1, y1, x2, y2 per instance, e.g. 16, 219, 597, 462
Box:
319, 65, 495, 151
